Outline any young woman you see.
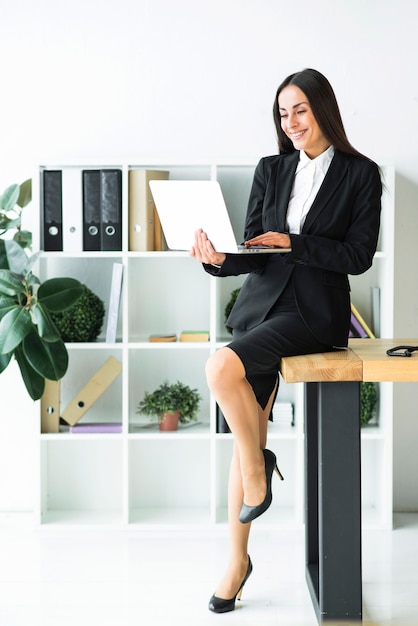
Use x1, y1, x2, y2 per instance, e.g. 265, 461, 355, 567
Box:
190, 68, 382, 613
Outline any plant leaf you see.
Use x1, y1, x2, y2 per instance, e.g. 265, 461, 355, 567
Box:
37, 277, 83, 312
0, 217, 21, 231
14, 344, 45, 400
0, 306, 32, 354
13, 230, 32, 249
31, 302, 61, 342
0, 350, 12, 374
0, 296, 17, 320
5, 239, 29, 274
17, 179, 32, 208
0, 184, 19, 211
0, 240, 9, 270
0, 269, 25, 297
22, 329, 68, 380
23, 252, 40, 275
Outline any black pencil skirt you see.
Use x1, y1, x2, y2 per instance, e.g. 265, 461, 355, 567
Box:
227, 280, 334, 411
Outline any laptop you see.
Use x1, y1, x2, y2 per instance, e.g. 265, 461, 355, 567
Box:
149, 179, 291, 254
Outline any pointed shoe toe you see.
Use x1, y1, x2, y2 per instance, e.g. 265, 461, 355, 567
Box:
239, 449, 284, 524
208, 556, 253, 613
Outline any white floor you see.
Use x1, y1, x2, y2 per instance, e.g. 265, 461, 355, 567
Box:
0, 514, 418, 626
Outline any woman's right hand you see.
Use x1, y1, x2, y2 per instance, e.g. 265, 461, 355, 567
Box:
190, 229, 226, 266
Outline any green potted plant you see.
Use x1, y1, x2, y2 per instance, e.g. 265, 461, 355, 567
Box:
0, 179, 32, 249
49, 284, 105, 342
225, 287, 241, 334
0, 238, 83, 400
137, 380, 201, 431
360, 381, 378, 426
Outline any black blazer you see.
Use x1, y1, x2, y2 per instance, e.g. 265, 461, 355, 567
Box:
204, 149, 382, 348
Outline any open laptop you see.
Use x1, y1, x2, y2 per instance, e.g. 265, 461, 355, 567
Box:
149, 180, 291, 254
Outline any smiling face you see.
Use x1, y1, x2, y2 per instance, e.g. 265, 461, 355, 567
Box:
278, 85, 330, 159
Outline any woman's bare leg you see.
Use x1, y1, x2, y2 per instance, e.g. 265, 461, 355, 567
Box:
213, 373, 279, 599
206, 347, 267, 507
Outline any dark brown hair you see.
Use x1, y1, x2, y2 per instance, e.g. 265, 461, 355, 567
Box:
273, 68, 366, 159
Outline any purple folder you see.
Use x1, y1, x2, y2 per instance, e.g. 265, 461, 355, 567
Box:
70, 422, 122, 433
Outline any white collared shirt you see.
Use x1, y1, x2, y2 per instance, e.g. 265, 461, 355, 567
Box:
286, 146, 335, 234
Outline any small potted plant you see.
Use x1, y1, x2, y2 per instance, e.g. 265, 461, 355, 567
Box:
137, 380, 201, 431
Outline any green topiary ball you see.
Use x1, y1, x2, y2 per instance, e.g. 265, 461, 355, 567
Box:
225, 287, 241, 334
50, 284, 105, 342
360, 381, 378, 426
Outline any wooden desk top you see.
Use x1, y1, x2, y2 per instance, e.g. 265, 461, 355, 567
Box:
280, 339, 418, 383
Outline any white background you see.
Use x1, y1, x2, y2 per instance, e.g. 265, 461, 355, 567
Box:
0, 0, 417, 512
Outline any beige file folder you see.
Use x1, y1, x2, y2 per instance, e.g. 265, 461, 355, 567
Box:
41, 379, 61, 433
61, 356, 122, 426
128, 169, 168, 251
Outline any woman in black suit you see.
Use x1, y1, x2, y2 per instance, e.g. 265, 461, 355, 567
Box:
191, 68, 382, 613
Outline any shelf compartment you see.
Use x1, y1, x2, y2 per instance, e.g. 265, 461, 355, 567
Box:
38, 255, 124, 343
128, 439, 211, 525
40, 439, 123, 525
129, 347, 210, 430
127, 256, 210, 341
59, 347, 123, 427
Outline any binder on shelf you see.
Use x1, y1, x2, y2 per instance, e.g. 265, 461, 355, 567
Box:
40, 379, 61, 433
82, 169, 101, 251
128, 169, 169, 251
61, 356, 122, 426
153, 201, 167, 251
42, 169, 63, 251
105, 262, 124, 343
350, 303, 375, 339
100, 169, 122, 251
70, 422, 122, 433
62, 168, 83, 252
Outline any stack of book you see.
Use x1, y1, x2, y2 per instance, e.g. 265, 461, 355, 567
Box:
271, 401, 295, 427
148, 330, 210, 342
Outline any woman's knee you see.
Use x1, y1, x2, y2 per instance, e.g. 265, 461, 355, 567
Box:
205, 347, 244, 391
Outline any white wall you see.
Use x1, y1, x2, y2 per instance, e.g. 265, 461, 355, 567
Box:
1, 0, 417, 511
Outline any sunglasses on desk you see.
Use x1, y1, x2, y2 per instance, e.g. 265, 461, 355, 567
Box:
386, 345, 418, 357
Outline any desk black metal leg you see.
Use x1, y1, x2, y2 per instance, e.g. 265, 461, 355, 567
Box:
305, 383, 320, 598
305, 381, 362, 623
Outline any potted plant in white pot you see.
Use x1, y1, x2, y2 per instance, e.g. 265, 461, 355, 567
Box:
136, 380, 201, 431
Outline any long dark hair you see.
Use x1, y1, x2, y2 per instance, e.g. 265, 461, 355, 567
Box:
273, 68, 366, 159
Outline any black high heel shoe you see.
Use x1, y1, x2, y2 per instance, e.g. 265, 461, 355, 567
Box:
239, 448, 284, 524
208, 555, 253, 613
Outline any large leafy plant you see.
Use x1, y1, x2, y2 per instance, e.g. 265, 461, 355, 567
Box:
0, 180, 32, 249
0, 239, 83, 400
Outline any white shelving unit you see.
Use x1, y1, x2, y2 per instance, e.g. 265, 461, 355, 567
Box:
33, 161, 395, 529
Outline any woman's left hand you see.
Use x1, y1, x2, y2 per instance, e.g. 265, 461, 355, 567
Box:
245, 231, 291, 249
